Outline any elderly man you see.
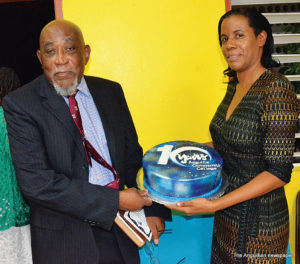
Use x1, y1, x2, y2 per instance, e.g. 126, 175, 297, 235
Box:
3, 20, 170, 264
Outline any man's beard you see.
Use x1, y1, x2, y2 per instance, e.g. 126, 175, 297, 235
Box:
52, 78, 78, 97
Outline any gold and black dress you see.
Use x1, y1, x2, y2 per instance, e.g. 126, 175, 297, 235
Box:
209, 69, 299, 264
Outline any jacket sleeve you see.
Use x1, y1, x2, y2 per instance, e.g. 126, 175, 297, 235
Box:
3, 94, 119, 230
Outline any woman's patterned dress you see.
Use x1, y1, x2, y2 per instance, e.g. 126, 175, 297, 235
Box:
0, 106, 32, 263
209, 70, 299, 264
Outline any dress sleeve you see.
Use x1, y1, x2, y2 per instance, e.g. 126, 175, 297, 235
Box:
261, 77, 299, 183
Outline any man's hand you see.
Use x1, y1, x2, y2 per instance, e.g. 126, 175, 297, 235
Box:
119, 188, 152, 211
146, 216, 165, 245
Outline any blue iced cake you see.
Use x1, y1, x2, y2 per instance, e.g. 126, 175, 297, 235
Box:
142, 141, 223, 204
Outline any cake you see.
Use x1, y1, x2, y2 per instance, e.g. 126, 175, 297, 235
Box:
141, 141, 223, 204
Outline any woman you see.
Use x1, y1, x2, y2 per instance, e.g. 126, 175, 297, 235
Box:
0, 67, 32, 264
167, 9, 299, 264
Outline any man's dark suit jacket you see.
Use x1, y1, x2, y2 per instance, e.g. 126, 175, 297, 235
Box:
3, 74, 170, 264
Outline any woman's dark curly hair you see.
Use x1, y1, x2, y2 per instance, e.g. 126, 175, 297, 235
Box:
218, 8, 280, 80
0, 67, 20, 101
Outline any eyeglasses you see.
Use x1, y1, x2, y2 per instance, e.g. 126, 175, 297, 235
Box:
177, 257, 186, 264
143, 229, 186, 264
144, 241, 160, 264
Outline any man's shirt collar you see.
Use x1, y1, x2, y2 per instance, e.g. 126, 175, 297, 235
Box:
77, 76, 90, 97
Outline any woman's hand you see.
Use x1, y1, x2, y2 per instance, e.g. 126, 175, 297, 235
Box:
166, 171, 286, 216
165, 198, 216, 216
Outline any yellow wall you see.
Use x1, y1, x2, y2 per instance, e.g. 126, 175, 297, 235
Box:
62, 1, 299, 262
62, 0, 227, 149
285, 169, 300, 263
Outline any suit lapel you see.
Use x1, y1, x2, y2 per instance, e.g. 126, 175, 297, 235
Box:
85, 77, 118, 170
38, 76, 87, 162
